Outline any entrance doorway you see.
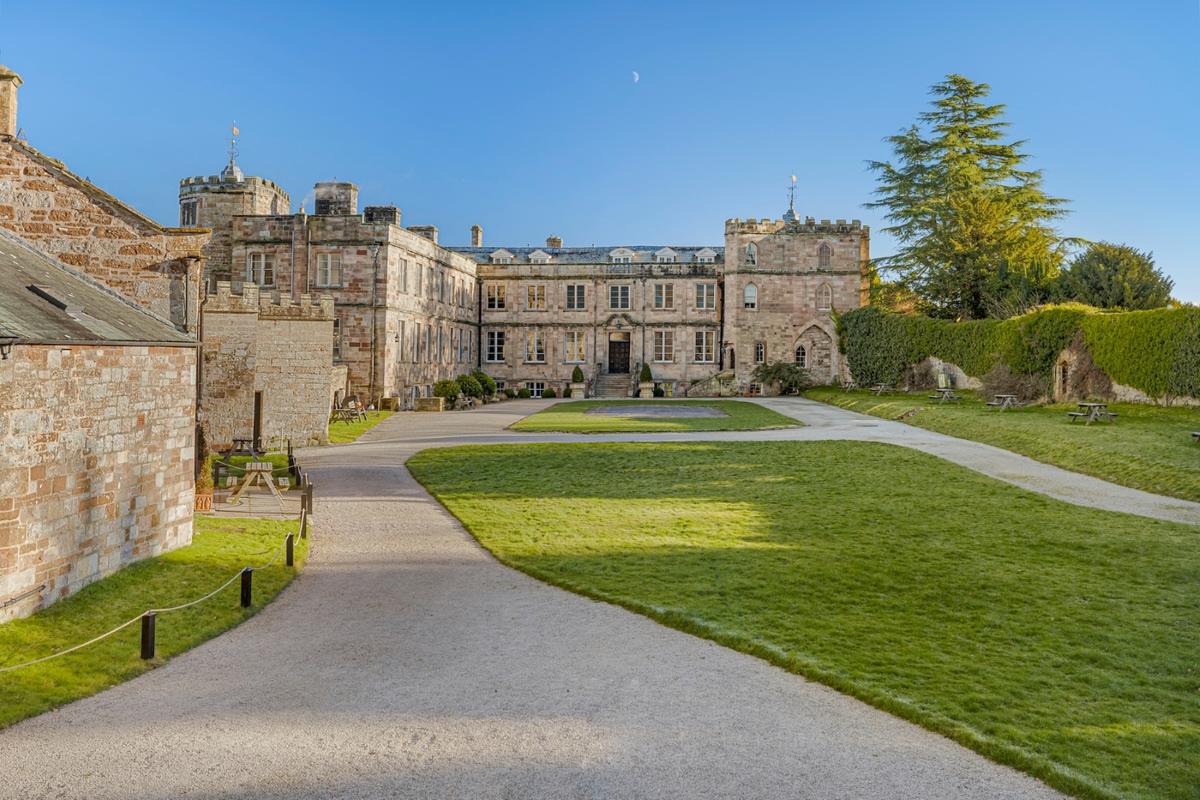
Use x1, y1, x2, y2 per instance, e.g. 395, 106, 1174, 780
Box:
608, 332, 630, 373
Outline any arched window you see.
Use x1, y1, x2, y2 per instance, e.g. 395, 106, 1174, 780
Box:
743, 283, 758, 310
818, 242, 832, 270
795, 345, 807, 368
817, 283, 832, 311
745, 242, 757, 266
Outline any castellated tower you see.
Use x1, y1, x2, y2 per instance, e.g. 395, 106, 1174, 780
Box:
179, 157, 291, 289
722, 212, 869, 386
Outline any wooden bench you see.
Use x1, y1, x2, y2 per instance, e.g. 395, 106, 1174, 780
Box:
1193, 432, 1200, 442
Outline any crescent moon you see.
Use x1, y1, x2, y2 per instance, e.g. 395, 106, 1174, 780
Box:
632, 71, 640, 83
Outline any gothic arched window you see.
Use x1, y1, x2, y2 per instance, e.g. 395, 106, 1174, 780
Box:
817, 283, 833, 311
795, 345, 807, 368
818, 242, 832, 270
743, 283, 758, 310
745, 242, 757, 266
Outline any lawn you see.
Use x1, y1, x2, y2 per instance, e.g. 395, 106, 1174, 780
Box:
805, 388, 1200, 503
409, 441, 1200, 800
327, 410, 394, 444
0, 516, 307, 729
510, 399, 798, 433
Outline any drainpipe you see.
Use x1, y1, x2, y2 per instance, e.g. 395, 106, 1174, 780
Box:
717, 277, 725, 370
368, 243, 381, 405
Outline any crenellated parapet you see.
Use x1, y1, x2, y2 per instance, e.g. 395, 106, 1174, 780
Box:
725, 217, 868, 235
179, 174, 291, 204
204, 281, 333, 319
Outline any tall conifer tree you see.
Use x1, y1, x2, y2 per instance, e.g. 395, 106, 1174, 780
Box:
868, 75, 1069, 319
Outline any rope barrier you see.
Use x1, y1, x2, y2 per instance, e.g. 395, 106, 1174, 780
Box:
0, 523, 300, 674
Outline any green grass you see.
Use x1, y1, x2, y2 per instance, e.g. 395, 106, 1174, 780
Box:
327, 410, 394, 444
0, 516, 307, 728
806, 388, 1200, 503
409, 441, 1200, 800
510, 399, 799, 433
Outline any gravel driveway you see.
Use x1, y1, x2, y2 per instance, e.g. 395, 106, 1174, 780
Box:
0, 398, 1095, 799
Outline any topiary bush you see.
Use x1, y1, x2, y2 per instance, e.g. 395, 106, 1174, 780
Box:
457, 374, 483, 398
562, 386, 572, 398
517, 388, 532, 398
433, 379, 460, 399
652, 385, 665, 397
542, 387, 557, 398
504, 387, 517, 399
639, 363, 653, 383
472, 370, 497, 397
571, 365, 585, 383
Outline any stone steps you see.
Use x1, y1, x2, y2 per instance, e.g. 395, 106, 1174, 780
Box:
592, 373, 632, 398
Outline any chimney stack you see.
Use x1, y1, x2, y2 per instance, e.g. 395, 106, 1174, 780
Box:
0, 65, 23, 139
546, 235, 563, 248
470, 224, 483, 247
313, 181, 359, 215
408, 225, 439, 245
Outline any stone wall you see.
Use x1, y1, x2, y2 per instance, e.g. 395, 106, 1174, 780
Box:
200, 283, 337, 448
0, 138, 208, 332
179, 172, 289, 289
723, 216, 869, 387
0, 343, 196, 620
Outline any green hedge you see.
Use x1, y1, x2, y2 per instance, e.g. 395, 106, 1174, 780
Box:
839, 305, 1200, 399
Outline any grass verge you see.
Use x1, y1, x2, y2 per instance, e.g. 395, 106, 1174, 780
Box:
805, 388, 1200, 503
327, 411, 394, 444
510, 399, 798, 433
0, 516, 307, 729
409, 441, 1200, 800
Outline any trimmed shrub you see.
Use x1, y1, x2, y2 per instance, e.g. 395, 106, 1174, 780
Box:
639, 363, 653, 383
542, 387, 557, 398
1081, 306, 1200, 399
562, 386, 573, 398
571, 365, 585, 383
457, 374, 483, 398
504, 387, 518, 399
472, 370, 497, 397
652, 385, 665, 397
517, 388, 532, 398
751, 361, 813, 394
433, 379, 460, 399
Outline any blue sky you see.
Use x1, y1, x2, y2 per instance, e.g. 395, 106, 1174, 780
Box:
2, 0, 1197, 300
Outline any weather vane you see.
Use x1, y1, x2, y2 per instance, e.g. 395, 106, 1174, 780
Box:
784, 174, 799, 221
228, 122, 240, 166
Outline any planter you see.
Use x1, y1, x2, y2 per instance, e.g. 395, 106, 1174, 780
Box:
415, 397, 446, 412
195, 492, 213, 512
638, 381, 654, 399
570, 382, 586, 399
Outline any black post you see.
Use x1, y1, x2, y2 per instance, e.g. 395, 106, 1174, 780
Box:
140, 612, 156, 660
286, 533, 294, 567
300, 507, 308, 540
240, 568, 253, 608
304, 482, 313, 514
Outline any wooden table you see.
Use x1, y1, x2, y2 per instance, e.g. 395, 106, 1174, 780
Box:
230, 438, 259, 456
987, 394, 1019, 411
227, 461, 286, 509
927, 387, 962, 403
1068, 402, 1117, 426
871, 383, 894, 396
331, 406, 368, 423
1191, 431, 1199, 442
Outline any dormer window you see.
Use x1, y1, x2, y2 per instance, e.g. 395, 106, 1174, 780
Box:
694, 247, 716, 264
655, 247, 677, 264
609, 248, 635, 264
529, 249, 551, 265
490, 249, 514, 265
745, 242, 758, 266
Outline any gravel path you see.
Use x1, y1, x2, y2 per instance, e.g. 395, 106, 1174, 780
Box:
7, 395, 1177, 799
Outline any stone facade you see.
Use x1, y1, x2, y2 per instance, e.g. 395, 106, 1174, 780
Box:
200, 283, 338, 448
182, 174, 479, 408
0, 344, 196, 621
0, 138, 207, 332
723, 216, 869, 386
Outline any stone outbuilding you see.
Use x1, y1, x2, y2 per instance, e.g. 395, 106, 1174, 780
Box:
0, 228, 197, 620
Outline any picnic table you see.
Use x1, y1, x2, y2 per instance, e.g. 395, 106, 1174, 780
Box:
227, 460, 287, 509
331, 405, 368, 423
1191, 431, 1199, 442
230, 437, 260, 456
927, 387, 962, 403
987, 394, 1020, 411
1067, 402, 1117, 426
871, 383, 894, 396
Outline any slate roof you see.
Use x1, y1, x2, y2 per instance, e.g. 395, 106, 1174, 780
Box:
448, 245, 724, 265
0, 228, 193, 345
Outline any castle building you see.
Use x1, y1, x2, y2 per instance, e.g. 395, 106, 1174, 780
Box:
181, 160, 868, 407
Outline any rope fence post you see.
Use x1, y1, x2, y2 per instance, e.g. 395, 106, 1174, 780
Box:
140, 612, 156, 660
300, 506, 308, 540
240, 568, 253, 608
286, 533, 294, 567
